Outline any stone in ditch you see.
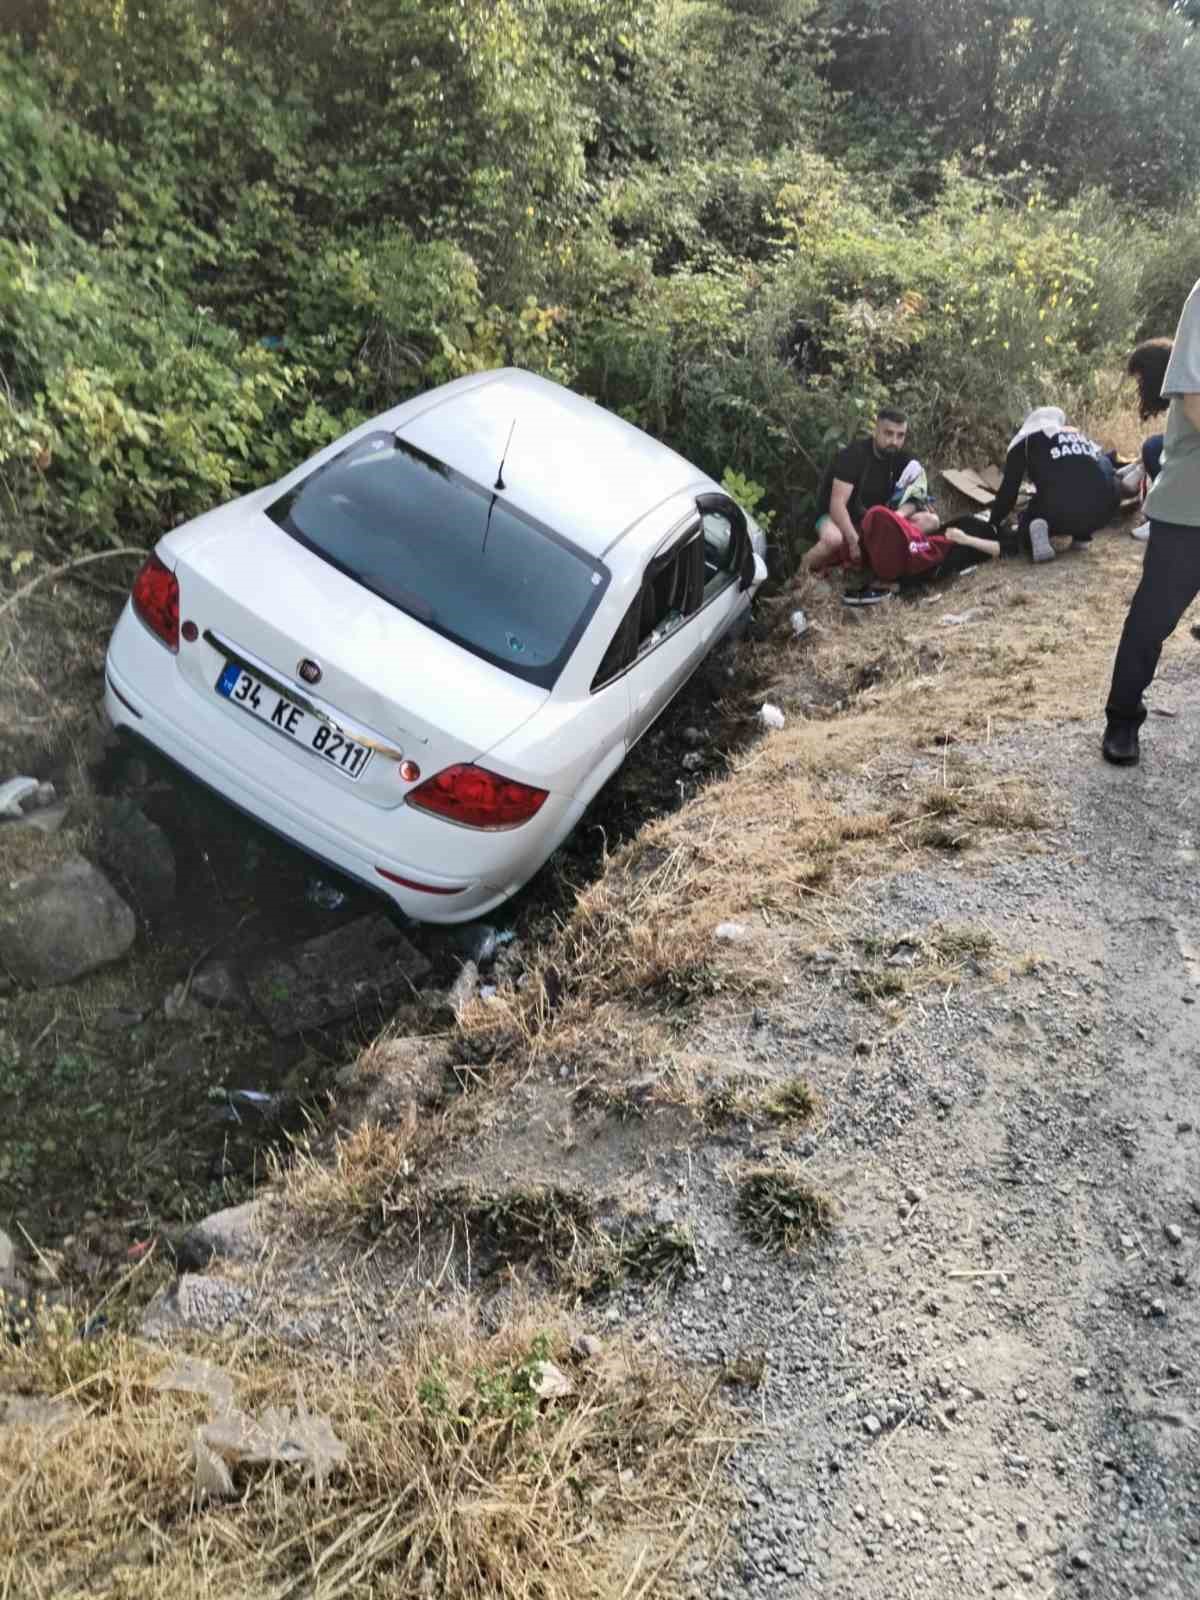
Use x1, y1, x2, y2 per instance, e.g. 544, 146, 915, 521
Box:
190, 960, 251, 1012
248, 914, 431, 1035
1164, 1223, 1184, 1246
96, 798, 176, 923
863, 1414, 883, 1437
0, 855, 135, 986
447, 959, 479, 1018
0, 1227, 19, 1294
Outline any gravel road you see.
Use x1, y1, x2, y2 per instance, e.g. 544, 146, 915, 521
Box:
657, 651, 1200, 1599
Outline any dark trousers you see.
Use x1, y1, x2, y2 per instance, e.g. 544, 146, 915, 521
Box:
1143, 434, 1164, 482
1106, 520, 1200, 727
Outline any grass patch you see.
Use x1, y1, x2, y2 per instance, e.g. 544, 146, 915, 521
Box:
849, 968, 909, 1004
0, 1302, 735, 1599
703, 1073, 817, 1127
735, 1164, 833, 1253
609, 1223, 698, 1293
928, 925, 997, 963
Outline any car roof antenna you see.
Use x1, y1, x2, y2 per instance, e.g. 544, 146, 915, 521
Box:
494, 418, 517, 491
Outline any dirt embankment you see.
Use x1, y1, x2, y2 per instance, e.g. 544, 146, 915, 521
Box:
5, 507, 1200, 1598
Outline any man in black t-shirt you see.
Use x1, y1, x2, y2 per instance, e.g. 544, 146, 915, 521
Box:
802, 408, 921, 575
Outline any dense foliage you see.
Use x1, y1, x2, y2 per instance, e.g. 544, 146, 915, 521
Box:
0, 0, 1196, 561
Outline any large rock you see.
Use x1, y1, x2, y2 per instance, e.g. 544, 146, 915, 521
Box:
141, 1274, 253, 1340
96, 798, 176, 923
0, 855, 135, 987
176, 1199, 272, 1270
248, 914, 432, 1036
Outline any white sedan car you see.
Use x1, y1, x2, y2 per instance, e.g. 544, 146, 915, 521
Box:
104, 369, 766, 923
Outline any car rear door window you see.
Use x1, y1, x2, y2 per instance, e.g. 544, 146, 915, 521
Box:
266, 432, 608, 690
590, 523, 710, 693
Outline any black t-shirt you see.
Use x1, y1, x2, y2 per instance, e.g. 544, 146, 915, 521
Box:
817, 437, 914, 525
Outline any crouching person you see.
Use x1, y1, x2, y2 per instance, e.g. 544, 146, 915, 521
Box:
803, 407, 928, 576
849, 506, 1002, 601
989, 406, 1119, 562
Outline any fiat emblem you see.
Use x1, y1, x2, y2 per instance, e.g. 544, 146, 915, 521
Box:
297, 658, 322, 685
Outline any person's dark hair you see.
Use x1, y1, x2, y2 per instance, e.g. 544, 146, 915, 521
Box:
1127, 338, 1173, 421
877, 407, 907, 425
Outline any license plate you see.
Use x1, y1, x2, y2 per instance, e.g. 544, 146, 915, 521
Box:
215, 663, 373, 781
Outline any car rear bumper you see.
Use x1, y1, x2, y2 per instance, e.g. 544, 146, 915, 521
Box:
104, 608, 575, 923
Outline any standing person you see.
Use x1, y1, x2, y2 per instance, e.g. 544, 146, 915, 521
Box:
1122, 338, 1173, 542
988, 406, 1119, 563
1103, 282, 1200, 767
802, 408, 928, 580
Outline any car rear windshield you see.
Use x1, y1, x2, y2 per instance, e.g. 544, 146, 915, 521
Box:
266, 432, 609, 689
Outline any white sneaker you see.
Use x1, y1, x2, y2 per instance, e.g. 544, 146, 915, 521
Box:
1028, 517, 1055, 563
1130, 521, 1150, 542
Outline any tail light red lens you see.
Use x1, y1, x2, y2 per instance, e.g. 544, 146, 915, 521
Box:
407, 764, 548, 830
131, 554, 179, 652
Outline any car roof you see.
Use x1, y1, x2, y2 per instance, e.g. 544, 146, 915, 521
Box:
395, 369, 714, 561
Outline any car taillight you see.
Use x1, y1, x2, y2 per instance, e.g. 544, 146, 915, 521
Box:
407, 764, 548, 830
131, 554, 179, 652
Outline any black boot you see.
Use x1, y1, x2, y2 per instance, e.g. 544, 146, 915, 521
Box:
1101, 722, 1140, 766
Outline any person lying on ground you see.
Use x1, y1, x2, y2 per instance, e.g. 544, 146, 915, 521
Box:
841, 506, 1004, 603
988, 406, 1119, 564
1103, 280, 1200, 768
1121, 338, 1173, 542
802, 407, 931, 575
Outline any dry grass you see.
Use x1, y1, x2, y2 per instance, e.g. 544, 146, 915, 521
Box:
0, 1300, 736, 1600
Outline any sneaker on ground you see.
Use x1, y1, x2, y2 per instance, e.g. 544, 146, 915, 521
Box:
1130, 521, 1150, 542
1028, 517, 1055, 563
842, 586, 893, 607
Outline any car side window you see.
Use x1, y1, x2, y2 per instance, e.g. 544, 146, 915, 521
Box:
589, 527, 705, 692
591, 602, 641, 691
638, 530, 704, 651
697, 494, 753, 595
701, 509, 737, 598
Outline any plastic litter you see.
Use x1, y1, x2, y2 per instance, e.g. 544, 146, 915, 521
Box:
681, 751, 705, 772
758, 703, 786, 731
790, 609, 810, 638
939, 609, 983, 627
530, 1359, 573, 1399
154, 1358, 346, 1498
714, 921, 750, 943
0, 777, 38, 819
455, 923, 498, 965
448, 959, 479, 1017
305, 876, 348, 911
208, 1087, 284, 1125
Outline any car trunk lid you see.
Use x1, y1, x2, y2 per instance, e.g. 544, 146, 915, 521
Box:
168, 517, 548, 809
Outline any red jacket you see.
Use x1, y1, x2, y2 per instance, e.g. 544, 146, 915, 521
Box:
860, 506, 952, 581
